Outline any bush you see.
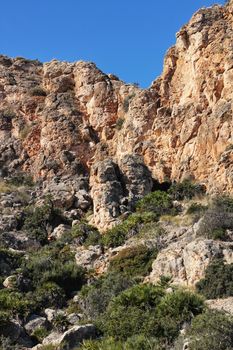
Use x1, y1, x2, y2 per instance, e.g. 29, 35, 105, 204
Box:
80, 335, 162, 350
23, 201, 65, 245
68, 223, 101, 247
98, 284, 204, 342
98, 284, 165, 340
109, 245, 157, 278
6, 173, 34, 187
30, 86, 47, 97
0, 248, 23, 279
136, 191, 174, 217
102, 212, 157, 248
196, 259, 233, 298
32, 326, 49, 343
197, 196, 233, 240
187, 310, 233, 350
0, 311, 10, 328
32, 282, 66, 310
21, 244, 86, 297
41, 261, 86, 296
156, 289, 205, 340
186, 203, 207, 215
0, 289, 32, 319
168, 180, 205, 200
79, 272, 135, 319
53, 313, 69, 332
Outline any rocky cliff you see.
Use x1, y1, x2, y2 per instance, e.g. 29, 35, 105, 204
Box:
1, 1, 233, 230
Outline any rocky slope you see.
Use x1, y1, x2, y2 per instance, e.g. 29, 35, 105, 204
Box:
1, 2, 233, 349
1, 2, 233, 230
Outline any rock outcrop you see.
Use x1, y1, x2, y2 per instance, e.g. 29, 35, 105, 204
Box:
1, 2, 233, 229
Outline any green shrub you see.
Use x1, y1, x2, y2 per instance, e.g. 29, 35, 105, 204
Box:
101, 227, 127, 249
98, 284, 165, 340
32, 282, 66, 309
98, 284, 204, 342
21, 244, 86, 297
32, 326, 49, 343
196, 259, 233, 298
187, 311, 233, 350
23, 201, 64, 245
0, 289, 32, 319
186, 203, 207, 215
30, 86, 47, 97
53, 313, 69, 332
0, 311, 10, 328
197, 196, 233, 240
136, 191, 174, 217
168, 180, 205, 200
6, 173, 34, 187
0, 248, 23, 278
39, 345, 57, 350
79, 272, 135, 319
102, 212, 157, 248
80, 335, 162, 350
156, 290, 205, 340
69, 223, 101, 247
43, 262, 85, 296
109, 245, 157, 278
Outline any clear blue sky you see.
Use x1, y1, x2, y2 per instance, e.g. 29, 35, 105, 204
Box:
0, 0, 224, 88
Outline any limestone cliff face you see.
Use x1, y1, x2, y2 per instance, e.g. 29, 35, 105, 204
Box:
1, 1, 233, 229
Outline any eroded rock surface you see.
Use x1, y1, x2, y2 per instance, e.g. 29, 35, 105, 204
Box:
1, 2, 233, 230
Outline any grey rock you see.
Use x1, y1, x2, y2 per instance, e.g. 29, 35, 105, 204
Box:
50, 224, 71, 240
67, 313, 81, 325
24, 315, 47, 334
42, 324, 96, 349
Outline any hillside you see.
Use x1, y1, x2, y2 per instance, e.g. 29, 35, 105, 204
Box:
0, 1, 233, 349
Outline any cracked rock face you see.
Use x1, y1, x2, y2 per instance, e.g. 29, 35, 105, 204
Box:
147, 237, 233, 286
1, 2, 233, 229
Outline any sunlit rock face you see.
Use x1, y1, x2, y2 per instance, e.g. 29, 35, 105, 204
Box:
1, 2, 233, 229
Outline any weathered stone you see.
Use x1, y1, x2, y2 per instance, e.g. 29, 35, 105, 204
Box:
206, 297, 233, 315
50, 224, 71, 240
44, 308, 66, 323
147, 238, 233, 286
24, 315, 47, 335
0, 2, 233, 232
42, 324, 96, 349
75, 245, 103, 269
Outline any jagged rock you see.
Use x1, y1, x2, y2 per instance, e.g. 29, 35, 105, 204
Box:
42, 331, 62, 346
24, 315, 47, 335
44, 308, 66, 323
0, 231, 40, 250
206, 297, 233, 315
75, 245, 103, 269
0, 2, 233, 230
67, 313, 81, 325
50, 224, 71, 239
42, 324, 96, 349
147, 238, 233, 286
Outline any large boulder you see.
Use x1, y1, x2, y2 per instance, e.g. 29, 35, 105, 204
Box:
24, 315, 47, 335
42, 324, 96, 349
147, 238, 233, 286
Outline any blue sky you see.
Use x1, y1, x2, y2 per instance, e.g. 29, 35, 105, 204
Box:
0, 0, 224, 87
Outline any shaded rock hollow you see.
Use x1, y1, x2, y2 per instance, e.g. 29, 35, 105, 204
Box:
1, 1, 233, 229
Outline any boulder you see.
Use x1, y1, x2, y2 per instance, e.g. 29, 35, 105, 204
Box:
24, 315, 47, 335
42, 324, 96, 349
